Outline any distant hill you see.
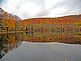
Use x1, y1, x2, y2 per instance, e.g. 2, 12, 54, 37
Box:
20, 15, 81, 43
22, 14, 81, 24
20, 14, 81, 30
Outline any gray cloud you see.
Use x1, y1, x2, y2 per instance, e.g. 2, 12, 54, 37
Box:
36, 9, 49, 16
60, 0, 81, 15
49, 0, 81, 10
36, 0, 81, 17
30, 0, 45, 8
1, 0, 81, 19
35, 0, 65, 17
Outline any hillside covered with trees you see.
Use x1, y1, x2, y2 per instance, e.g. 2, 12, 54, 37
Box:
0, 8, 21, 33
0, 7, 81, 44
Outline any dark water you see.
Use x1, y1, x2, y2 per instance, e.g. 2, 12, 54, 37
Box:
0, 33, 81, 61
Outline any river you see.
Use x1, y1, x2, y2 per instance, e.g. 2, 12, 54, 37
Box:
0, 33, 81, 61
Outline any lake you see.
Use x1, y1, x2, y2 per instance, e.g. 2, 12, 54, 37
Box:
0, 33, 81, 61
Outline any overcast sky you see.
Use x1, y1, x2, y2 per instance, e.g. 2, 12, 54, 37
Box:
0, 0, 81, 19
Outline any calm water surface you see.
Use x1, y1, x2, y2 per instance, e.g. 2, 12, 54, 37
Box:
0, 33, 81, 61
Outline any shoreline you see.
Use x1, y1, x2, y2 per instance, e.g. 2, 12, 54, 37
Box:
22, 41, 81, 46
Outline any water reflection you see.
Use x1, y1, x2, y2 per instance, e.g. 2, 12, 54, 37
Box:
0, 31, 81, 59
21, 32, 81, 44
0, 33, 22, 59
1, 42, 81, 61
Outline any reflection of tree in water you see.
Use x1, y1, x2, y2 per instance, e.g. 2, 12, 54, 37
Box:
0, 33, 22, 59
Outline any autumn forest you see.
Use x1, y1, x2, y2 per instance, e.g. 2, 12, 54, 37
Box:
0, 7, 81, 44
